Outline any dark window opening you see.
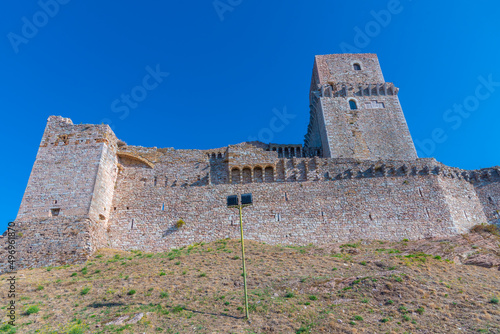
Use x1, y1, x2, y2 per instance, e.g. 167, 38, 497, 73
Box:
353, 63, 361, 71
54, 200, 57, 204
50, 208, 60, 217
349, 100, 357, 110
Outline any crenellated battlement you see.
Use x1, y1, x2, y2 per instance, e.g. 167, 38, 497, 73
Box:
313, 82, 399, 99
110, 143, 500, 188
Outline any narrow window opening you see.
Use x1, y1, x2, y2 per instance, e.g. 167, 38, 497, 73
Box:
369, 214, 373, 221
353, 63, 361, 71
231, 168, 241, 184
126, 207, 130, 210
349, 100, 357, 110
114, 207, 117, 211
130, 219, 134, 230
418, 188, 424, 198
54, 200, 58, 204
154, 177, 157, 187
50, 208, 60, 217
165, 177, 168, 187
284, 192, 289, 201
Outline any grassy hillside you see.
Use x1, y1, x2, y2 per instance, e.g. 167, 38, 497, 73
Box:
1, 228, 499, 333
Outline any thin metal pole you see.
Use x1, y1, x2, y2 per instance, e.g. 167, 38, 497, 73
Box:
239, 205, 249, 320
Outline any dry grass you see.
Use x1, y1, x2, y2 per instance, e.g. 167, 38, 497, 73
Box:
1, 233, 499, 333
471, 224, 500, 237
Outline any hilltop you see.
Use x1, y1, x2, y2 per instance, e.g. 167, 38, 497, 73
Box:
1, 227, 499, 334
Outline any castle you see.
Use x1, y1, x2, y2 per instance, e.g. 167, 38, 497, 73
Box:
3, 53, 500, 271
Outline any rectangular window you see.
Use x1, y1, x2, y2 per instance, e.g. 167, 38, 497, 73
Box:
50, 208, 60, 217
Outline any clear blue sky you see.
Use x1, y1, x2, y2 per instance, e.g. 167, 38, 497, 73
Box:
1, 1, 500, 232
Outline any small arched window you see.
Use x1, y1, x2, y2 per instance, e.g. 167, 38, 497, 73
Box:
353, 63, 361, 71
349, 100, 358, 110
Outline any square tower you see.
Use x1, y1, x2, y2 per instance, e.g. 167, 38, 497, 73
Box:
304, 53, 417, 160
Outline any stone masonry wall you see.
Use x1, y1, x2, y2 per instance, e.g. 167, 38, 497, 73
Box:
0, 217, 99, 272
473, 171, 500, 225
305, 54, 417, 161
5, 53, 498, 272
106, 170, 485, 252
4, 116, 120, 272
317, 95, 415, 160
16, 116, 117, 222
313, 53, 385, 86
2, 117, 496, 273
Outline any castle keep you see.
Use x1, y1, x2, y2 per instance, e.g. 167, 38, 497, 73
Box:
3, 54, 500, 270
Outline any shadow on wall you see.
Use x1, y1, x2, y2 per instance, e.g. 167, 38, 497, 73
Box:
162, 225, 179, 237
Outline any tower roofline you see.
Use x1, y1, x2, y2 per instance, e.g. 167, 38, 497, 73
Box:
315, 53, 379, 59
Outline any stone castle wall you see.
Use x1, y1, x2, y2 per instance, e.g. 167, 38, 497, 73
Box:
1, 116, 120, 272
106, 165, 486, 252
474, 176, 500, 225
16, 116, 118, 224
3, 217, 98, 270
2, 116, 499, 272
2, 53, 499, 272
